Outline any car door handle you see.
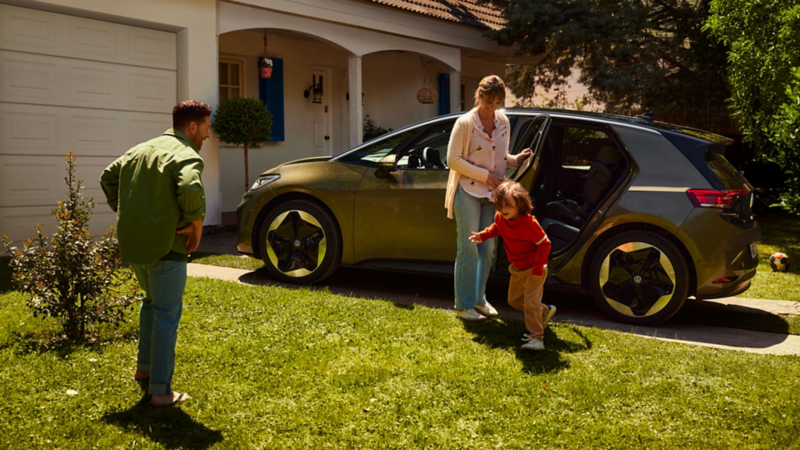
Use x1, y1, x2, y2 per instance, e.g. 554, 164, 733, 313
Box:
324, 136, 330, 140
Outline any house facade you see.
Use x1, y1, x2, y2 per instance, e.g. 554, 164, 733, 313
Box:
0, 0, 534, 243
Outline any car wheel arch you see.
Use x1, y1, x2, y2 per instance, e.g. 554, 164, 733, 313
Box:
580, 222, 698, 297
252, 192, 342, 260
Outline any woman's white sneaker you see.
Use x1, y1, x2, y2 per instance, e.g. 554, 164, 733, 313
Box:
474, 301, 499, 318
456, 309, 487, 322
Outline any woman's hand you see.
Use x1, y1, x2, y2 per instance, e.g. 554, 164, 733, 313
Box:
486, 172, 504, 189
514, 148, 533, 165
468, 232, 483, 244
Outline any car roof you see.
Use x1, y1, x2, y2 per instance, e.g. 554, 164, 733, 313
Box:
504, 108, 733, 144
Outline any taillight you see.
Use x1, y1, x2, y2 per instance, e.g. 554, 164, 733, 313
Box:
686, 189, 749, 209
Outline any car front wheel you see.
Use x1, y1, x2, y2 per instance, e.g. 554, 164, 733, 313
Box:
258, 199, 341, 284
589, 231, 690, 325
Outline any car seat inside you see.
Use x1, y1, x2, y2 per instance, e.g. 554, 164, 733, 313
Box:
530, 123, 628, 254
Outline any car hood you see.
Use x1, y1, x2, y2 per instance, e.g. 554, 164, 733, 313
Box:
260, 156, 333, 175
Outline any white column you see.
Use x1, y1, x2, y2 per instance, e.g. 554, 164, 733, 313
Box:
348, 55, 363, 148
449, 71, 461, 113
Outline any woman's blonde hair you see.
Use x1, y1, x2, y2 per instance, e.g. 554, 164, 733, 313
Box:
474, 75, 506, 107
494, 181, 533, 216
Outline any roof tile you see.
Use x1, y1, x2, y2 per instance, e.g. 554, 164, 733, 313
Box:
370, 0, 505, 30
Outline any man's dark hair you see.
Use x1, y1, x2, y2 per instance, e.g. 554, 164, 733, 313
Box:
173, 100, 212, 128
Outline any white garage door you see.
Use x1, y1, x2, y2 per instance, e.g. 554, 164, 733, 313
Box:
0, 4, 177, 244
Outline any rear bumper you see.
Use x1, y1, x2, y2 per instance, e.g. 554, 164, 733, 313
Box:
681, 210, 760, 298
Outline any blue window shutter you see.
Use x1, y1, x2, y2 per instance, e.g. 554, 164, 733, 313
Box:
259, 57, 284, 142
438, 73, 450, 115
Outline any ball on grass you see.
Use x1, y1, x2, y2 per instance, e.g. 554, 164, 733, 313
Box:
769, 252, 792, 272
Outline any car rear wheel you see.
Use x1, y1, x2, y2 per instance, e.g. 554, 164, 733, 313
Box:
258, 199, 341, 284
589, 231, 689, 325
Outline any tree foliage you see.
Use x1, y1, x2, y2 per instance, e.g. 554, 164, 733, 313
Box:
1, 152, 139, 342
212, 97, 273, 189
706, 0, 800, 212
484, 0, 730, 113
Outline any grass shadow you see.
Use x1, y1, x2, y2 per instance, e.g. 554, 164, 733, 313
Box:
103, 394, 224, 450
0, 325, 139, 358
463, 318, 591, 375
675, 300, 794, 335
0, 257, 14, 294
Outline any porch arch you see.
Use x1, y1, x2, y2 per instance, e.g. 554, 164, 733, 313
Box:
218, 1, 460, 71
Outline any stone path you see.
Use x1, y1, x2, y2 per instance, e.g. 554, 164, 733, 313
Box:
187, 262, 800, 356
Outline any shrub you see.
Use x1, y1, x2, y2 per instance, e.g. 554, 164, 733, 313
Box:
363, 115, 393, 142
1, 152, 139, 342
212, 97, 273, 191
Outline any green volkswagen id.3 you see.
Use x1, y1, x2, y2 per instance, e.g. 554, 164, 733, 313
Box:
236, 110, 759, 325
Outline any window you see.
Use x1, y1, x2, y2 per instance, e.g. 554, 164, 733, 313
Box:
396, 120, 453, 170
219, 59, 243, 105
560, 126, 613, 166
337, 128, 419, 166
460, 84, 466, 112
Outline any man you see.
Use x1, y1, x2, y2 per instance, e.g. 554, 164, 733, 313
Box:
100, 100, 211, 407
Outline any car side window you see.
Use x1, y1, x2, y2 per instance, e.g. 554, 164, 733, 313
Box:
337, 128, 419, 166
396, 120, 454, 170
560, 126, 614, 167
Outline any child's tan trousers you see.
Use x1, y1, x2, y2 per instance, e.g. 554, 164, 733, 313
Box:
507, 264, 549, 340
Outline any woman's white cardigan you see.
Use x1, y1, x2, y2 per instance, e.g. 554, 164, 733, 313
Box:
444, 108, 512, 219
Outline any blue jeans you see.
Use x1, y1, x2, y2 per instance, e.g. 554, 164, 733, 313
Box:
131, 260, 187, 395
453, 185, 497, 310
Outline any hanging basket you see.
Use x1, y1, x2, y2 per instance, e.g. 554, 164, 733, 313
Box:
417, 87, 438, 104
260, 58, 273, 79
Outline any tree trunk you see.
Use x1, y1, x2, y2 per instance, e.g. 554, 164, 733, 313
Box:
244, 145, 250, 191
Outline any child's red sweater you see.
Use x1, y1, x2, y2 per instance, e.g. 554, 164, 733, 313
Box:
478, 212, 552, 276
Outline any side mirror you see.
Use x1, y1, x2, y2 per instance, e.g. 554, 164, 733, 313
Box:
375, 155, 396, 179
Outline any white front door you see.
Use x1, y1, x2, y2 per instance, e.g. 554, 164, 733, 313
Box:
312, 68, 332, 156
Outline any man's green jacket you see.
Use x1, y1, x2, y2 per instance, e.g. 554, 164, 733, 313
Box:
100, 129, 205, 264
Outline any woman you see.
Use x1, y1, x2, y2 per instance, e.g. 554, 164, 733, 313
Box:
444, 75, 532, 321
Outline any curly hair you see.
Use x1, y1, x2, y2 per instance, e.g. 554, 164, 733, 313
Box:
474, 75, 506, 107
173, 100, 212, 128
494, 181, 533, 216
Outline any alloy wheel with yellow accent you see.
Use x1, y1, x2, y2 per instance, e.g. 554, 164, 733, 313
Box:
258, 199, 341, 284
589, 231, 689, 325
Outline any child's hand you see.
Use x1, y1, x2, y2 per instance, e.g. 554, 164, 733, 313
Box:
468, 232, 483, 244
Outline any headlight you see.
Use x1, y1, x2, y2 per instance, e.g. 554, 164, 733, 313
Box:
250, 174, 281, 191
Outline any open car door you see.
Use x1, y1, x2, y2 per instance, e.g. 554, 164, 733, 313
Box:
512, 114, 552, 189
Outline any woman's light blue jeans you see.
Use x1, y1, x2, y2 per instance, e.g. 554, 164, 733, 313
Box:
454, 185, 497, 310
130, 260, 187, 395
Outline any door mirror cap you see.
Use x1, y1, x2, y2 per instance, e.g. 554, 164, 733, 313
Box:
375, 155, 396, 179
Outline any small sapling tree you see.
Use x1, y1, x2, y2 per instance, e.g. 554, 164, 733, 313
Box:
1, 152, 139, 342
212, 97, 273, 191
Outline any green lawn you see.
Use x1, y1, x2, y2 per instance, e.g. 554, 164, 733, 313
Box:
189, 252, 264, 271
740, 212, 800, 302
1, 263, 800, 449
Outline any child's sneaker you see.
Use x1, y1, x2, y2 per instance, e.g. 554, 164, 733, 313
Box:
521, 334, 545, 351
456, 309, 487, 322
474, 301, 499, 318
544, 304, 557, 327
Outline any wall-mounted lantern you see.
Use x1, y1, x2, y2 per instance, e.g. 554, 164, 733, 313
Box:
304, 75, 323, 103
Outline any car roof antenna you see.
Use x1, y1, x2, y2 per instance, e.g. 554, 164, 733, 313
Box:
636, 111, 654, 123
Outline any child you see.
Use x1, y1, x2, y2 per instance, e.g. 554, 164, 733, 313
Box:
468, 181, 555, 351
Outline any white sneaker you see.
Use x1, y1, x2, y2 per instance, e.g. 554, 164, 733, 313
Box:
456, 309, 487, 322
474, 301, 499, 318
544, 304, 557, 327
521, 334, 545, 351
